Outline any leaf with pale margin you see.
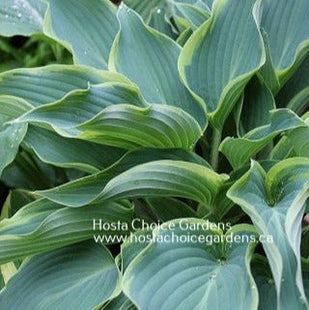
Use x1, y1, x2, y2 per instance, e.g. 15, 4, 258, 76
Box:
123, 220, 258, 310
0, 65, 129, 107
259, 0, 309, 93
100, 160, 228, 215
220, 109, 306, 169
179, 0, 265, 129
0, 242, 121, 310
227, 158, 309, 309
78, 104, 202, 150
109, 4, 207, 129
36, 148, 211, 207
23, 126, 126, 173
0, 198, 133, 263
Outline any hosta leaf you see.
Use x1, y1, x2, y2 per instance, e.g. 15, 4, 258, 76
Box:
0, 198, 133, 263
220, 109, 306, 169
179, 0, 265, 129
123, 220, 258, 310
260, 0, 309, 92
0, 65, 128, 107
0, 0, 46, 36
37, 149, 211, 207
15, 83, 202, 150
78, 104, 202, 150
0, 242, 121, 310
109, 4, 207, 129
100, 160, 228, 214
15, 82, 146, 132
227, 158, 309, 309
23, 126, 126, 173
43, 0, 118, 69
0, 96, 30, 176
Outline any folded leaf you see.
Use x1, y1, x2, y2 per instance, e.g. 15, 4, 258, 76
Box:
227, 158, 309, 309
260, 0, 309, 92
109, 4, 207, 128
123, 220, 258, 310
15, 82, 146, 133
0, 198, 133, 263
37, 148, 211, 207
179, 0, 265, 129
0, 242, 121, 310
101, 160, 228, 214
23, 126, 126, 173
15, 83, 202, 150
0, 65, 128, 107
78, 104, 203, 150
220, 109, 306, 169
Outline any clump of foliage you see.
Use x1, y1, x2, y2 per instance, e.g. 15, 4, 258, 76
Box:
0, 0, 308, 309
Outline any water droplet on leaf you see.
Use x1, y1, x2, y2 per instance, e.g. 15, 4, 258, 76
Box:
210, 273, 217, 280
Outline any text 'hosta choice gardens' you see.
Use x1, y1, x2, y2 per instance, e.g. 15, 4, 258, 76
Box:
0, 0, 308, 309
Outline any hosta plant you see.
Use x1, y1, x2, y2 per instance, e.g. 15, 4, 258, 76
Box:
0, 0, 309, 309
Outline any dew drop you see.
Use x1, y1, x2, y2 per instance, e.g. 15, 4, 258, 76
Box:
17, 13, 22, 18
157, 8, 161, 14
210, 273, 217, 280
5, 14, 9, 19
281, 277, 285, 283
251, 285, 256, 290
